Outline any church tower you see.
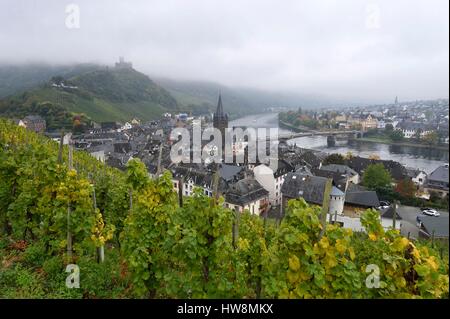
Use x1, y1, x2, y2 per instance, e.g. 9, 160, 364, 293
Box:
213, 93, 228, 149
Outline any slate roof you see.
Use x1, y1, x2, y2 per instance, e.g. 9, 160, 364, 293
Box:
420, 215, 449, 238
225, 178, 269, 206
380, 206, 402, 220
114, 142, 132, 153
330, 186, 345, 196
345, 186, 380, 208
396, 121, 433, 131
169, 166, 229, 192
311, 168, 348, 191
295, 165, 313, 176
23, 115, 45, 122
282, 153, 306, 171
86, 143, 114, 154
219, 164, 244, 182
427, 165, 449, 184
274, 159, 294, 178
345, 156, 407, 181
281, 173, 328, 204
320, 164, 358, 177
298, 151, 323, 169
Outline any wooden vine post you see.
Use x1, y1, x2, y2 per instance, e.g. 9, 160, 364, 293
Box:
67, 138, 73, 261
319, 178, 333, 239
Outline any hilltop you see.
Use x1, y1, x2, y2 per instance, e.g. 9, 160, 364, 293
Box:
0, 65, 178, 129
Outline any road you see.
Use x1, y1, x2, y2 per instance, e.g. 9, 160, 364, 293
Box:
397, 205, 449, 239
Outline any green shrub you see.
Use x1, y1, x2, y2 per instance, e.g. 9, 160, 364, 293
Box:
22, 242, 46, 268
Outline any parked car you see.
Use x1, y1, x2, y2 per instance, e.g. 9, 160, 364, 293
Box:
422, 210, 440, 217
421, 207, 438, 214
377, 201, 390, 210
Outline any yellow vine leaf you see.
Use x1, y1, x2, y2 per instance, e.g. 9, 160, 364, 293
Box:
319, 237, 329, 249
287, 270, 299, 284
427, 256, 439, 271
412, 248, 421, 260
335, 239, 346, 254
392, 237, 409, 252
349, 247, 356, 260
289, 255, 301, 272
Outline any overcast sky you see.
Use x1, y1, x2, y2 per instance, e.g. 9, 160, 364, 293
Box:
0, 0, 448, 103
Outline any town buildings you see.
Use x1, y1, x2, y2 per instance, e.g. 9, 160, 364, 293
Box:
424, 164, 449, 197
21, 115, 46, 133
13, 96, 444, 235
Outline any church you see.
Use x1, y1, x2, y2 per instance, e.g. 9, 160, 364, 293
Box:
213, 93, 228, 148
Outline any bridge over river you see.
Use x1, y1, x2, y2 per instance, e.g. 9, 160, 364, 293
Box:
253, 129, 363, 146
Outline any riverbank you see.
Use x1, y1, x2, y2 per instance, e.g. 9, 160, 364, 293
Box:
356, 137, 449, 151
278, 120, 310, 133
234, 113, 448, 171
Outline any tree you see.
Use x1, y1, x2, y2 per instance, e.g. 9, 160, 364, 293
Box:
422, 131, 439, 145
389, 130, 404, 142
362, 164, 392, 191
395, 179, 417, 199
365, 128, 378, 137
322, 153, 345, 166
385, 123, 394, 132
413, 129, 422, 141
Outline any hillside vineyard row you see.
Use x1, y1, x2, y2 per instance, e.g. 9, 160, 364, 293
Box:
0, 118, 448, 298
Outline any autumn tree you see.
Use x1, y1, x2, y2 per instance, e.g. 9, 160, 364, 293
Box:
422, 132, 439, 145
395, 179, 417, 199
322, 153, 345, 166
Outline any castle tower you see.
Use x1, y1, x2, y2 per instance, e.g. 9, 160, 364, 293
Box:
115, 56, 133, 69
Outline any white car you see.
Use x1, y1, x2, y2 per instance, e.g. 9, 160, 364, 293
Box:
377, 201, 390, 210
422, 210, 440, 217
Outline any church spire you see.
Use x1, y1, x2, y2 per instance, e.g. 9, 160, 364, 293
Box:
216, 92, 224, 116
213, 93, 228, 151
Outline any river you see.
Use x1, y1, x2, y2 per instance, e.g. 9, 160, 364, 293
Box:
230, 113, 449, 173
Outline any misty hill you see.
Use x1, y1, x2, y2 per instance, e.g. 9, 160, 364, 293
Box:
0, 62, 341, 130
0, 63, 101, 98
154, 77, 334, 119
0, 66, 179, 129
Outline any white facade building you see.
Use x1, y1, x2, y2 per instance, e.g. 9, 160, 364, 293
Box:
253, 161, 293, 206
329, 186, 345, 216
412, 171, 427, 186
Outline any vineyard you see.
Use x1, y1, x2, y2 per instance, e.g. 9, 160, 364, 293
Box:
0, 118, 448, 299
